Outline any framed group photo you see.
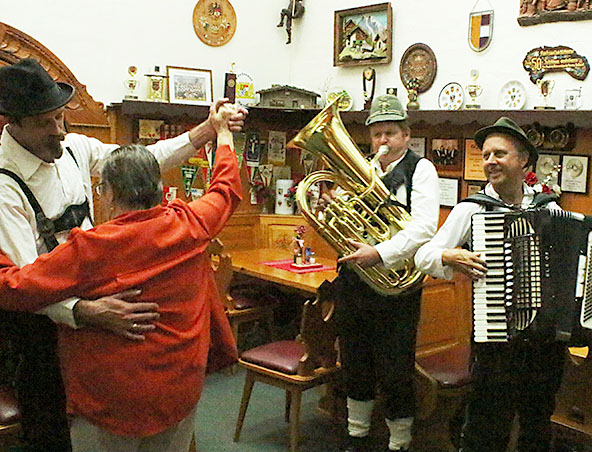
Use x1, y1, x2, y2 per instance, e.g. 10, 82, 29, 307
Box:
560, 154, 589, 194
428, 138, 463, 176
167, 66, 213, 106
333, 2, 392, 67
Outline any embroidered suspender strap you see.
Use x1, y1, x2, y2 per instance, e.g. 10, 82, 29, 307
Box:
52, 200, 90, 233
66, 146, 94, 227
380, 150, 422, 213
0, 168, 59, 251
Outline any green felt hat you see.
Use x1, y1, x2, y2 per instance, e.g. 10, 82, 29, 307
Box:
474, 116, 538, 166
365, 94, 408, 126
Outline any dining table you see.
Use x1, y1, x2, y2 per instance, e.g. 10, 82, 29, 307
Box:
228, 248, 338, 295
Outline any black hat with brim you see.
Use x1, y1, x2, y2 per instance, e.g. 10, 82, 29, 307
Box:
474, 116, 538, 166
0, 58, 75, 117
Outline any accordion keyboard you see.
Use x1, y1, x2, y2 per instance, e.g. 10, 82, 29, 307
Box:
471, 212, 509, 342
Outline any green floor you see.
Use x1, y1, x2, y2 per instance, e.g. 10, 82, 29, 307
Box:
194, 367, 344, 452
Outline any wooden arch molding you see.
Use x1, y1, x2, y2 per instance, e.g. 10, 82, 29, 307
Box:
0, 21, 109, 136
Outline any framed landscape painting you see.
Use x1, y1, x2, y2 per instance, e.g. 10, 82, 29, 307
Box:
334, 3, 392, 67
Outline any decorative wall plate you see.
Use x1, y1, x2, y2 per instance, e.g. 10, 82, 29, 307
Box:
438, 83, 464, 110
326, 88, 353, 111
499, 80, 526, 110
192, 0, 237, 47
399, 43, 437, 93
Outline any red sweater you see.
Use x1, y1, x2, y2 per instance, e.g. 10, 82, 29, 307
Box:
0, 144, 241, 437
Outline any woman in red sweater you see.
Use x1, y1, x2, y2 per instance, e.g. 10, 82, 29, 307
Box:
0, 102, 241, 452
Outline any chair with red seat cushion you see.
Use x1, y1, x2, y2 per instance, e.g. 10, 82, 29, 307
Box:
412, 342, 473, 452
207, 239, 277, 350
234, 280, 340, 452
0, 384, 22, 450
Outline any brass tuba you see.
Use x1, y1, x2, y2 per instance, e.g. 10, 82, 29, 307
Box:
288, 97, 425, 296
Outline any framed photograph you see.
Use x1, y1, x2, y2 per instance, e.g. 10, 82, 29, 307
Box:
466, 182, 486, 197
439, 177, 459, 207
535, 153, 561, 188
408, 137, 426, 157
463, 138, 487, 181
333, 3, 392, 67
560, 155, 589, 194
428, 138, 463, 176
166, 66, 213, 106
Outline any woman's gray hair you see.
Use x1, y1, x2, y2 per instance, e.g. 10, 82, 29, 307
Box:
101, 144, 163, 210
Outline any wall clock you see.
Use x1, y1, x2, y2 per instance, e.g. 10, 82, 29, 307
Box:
193, 0, 237, 47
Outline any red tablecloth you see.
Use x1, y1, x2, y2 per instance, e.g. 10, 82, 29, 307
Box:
261, 259, 335, 274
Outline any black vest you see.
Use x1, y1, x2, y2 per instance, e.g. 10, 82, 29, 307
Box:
379, 150, 422, 213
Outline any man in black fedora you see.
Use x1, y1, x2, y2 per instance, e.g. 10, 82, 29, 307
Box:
415, 117, 566, 452
0, 58, 247, 451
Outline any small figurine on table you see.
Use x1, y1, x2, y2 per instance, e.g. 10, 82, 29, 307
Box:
277, 0, 305, 44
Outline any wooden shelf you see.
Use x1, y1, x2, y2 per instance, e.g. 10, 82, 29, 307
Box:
111, 101, 592, 129
343, 109, 592, 128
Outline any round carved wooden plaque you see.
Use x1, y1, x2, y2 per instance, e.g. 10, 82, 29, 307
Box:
399, 43, 437, 93
193, 0, 237, 47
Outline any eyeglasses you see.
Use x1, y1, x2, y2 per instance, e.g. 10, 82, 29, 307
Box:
94, 182, 105, 196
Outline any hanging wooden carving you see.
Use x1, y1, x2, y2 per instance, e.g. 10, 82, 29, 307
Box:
193, 0, 237, 47
518, 0, 592, 26
523, 45, 590, 83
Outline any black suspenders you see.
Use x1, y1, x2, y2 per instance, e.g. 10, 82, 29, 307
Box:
0, 147, 91, 252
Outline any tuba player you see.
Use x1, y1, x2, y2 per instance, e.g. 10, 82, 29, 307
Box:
325, 94, 439, 452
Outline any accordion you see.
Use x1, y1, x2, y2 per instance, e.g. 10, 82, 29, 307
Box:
470, 208, 592, 343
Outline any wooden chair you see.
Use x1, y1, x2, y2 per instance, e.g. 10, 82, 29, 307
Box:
207, 239, 277, 349
233, 280, 340, 452
0, 385, 22, 452
412, 343, 473, 452
551, 347, 592, 451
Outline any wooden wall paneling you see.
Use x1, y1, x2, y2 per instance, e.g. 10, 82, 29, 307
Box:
416, 274, 473, 356
216, 213, 260, 251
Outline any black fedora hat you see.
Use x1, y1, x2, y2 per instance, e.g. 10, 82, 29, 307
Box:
0, 58, 74, 117
474, 116, 538, 166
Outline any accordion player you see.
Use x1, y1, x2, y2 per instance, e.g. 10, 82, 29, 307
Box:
470, 208, 592, 343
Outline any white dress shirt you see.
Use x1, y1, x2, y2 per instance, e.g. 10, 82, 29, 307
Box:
369, 150, 440, 269
0, 127, 196, 326
414, 183, 560, 280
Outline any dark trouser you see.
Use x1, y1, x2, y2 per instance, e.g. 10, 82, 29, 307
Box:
0, 310, 72, 452
460, 339, 566, 452
334, 269, 422, 420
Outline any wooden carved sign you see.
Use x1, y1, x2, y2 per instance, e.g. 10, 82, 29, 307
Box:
523, 45, 590, 83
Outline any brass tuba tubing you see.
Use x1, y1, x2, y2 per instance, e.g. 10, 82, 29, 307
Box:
288, 97, 425, 296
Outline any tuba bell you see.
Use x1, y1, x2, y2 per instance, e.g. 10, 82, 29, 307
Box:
288, 97, 425, 296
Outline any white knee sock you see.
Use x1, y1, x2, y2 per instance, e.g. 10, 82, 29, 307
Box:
385, 417, 413, 450
346, 398, 374, 438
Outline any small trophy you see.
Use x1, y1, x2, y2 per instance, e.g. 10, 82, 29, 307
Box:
145, 65, 168, 102
465, 69, 483, 109
406, 78, 420, 110
362, 67, 376, 110
123, 66, 138, 100
535, 79, 556, 110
